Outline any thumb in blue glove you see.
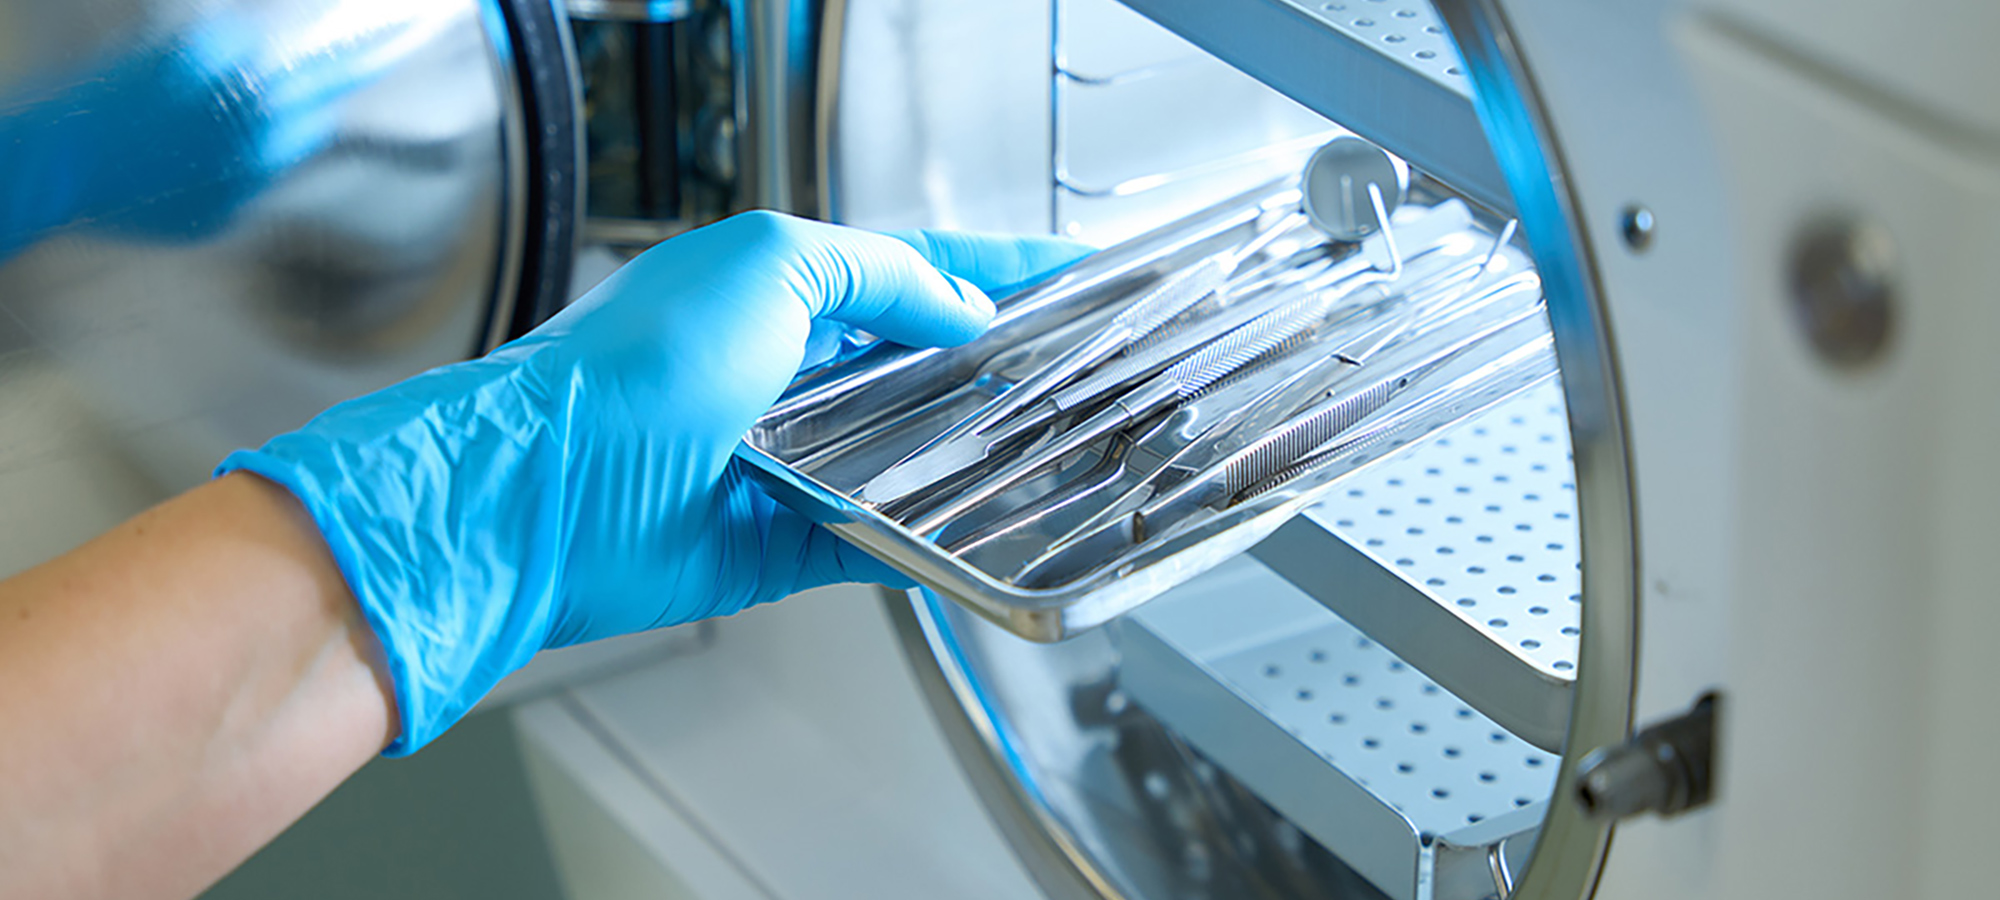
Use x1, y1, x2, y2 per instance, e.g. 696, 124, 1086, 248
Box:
218, 211, 1090, 755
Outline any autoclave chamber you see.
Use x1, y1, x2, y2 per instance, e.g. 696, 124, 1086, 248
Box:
802, 1, 1652, 898
822, 1, 2000, 898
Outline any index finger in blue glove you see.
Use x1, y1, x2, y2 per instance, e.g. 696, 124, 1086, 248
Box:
716, 212, 999, 349
790, 228, 1096, 373
887, 228, 1097, 295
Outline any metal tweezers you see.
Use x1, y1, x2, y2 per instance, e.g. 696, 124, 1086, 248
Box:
1010, 299, 1551, 586
858, 210, 1308, 504
860, 201, 1478, 508
901, 290, 1340, 535
949, 269, 1543, 569
937, 238, 1518, 562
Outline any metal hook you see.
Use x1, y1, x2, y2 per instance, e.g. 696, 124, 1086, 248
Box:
1488, 840, 1516, 899
1367, 181, 1404, 279
1426, 216, 1521, 313
1479, 218, 1520, 275
1226, 209, 1309, 271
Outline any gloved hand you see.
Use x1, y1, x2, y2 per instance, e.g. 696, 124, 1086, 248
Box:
217, 212, 1089, 755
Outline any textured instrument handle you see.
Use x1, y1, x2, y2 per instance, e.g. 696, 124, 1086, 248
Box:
1159, 295, 1329, 401
1235, 334, 1557, 504
1108, 257, 1227, 339
1216, 376, 1401, 499
1054, 292, 1323, 412
1224, 300, 1549, 501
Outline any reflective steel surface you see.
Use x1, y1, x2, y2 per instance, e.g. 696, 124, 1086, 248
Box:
0, 0, 534, 574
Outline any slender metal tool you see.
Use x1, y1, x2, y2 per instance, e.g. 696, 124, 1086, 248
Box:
1420, 217, 1520, 314
1058, 244, 1535, 537
1006, 361, 1442, 586
903, 294, 1334, 536
1044, 270, 1360, 414
1013, 297, 1549, 585
980, 312, 1413, 556
858, 200, 1474, 507
874, 250, 1402, 512
943, 240, 1534, 563
1230, 334, 1557, 504
1207, 314, 1544, 510
860, 280, 1308, 506
1362, 182, 1405, 280
1185, 321, 1553, 512
857, 212, 1305, 502
1027, 199, 1458, 428
944, 310, 1403, 561
966, 209, 1307, 429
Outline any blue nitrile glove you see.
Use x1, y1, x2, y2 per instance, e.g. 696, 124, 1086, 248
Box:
217, 211, 1091, 755
795, 228, 1085, 370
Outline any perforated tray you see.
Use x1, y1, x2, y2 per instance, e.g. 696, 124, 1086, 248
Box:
1117, 553, 1554, 900
1251, 380, 1578, 750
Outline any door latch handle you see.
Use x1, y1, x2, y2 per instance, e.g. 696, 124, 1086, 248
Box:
1574, 693, 1719, 821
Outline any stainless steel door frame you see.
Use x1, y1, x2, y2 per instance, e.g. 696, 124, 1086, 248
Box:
492, 0, 586, 344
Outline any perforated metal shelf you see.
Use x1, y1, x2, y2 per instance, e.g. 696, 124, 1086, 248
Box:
1118, 556, 1554, 900
1113, 0, 1511, 213
1324, 380, 1580, 674
1310, 0, 1469, 91
1252, 380, 1579, 751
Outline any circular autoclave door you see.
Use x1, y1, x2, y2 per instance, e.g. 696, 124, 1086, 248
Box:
860, 1, 1638, 898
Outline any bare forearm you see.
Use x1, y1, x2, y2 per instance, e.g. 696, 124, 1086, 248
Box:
0, 473, 395, 900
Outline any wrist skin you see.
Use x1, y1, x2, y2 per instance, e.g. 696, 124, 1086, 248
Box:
0, 472, 396, 900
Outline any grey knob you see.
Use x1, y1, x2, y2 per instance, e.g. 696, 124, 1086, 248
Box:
1789, 218, 1896, 368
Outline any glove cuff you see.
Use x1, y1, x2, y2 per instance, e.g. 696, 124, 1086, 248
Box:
215, 449, 432, 755
215, 362, 562, 756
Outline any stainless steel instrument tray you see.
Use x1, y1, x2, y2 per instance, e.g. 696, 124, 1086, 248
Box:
738, 180, 1552, 641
